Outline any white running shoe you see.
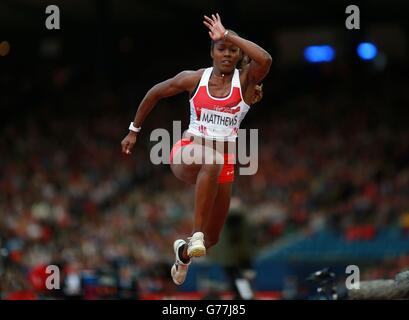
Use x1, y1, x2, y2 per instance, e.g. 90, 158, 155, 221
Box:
171, 239, 191, 285
187, 231, 206, 258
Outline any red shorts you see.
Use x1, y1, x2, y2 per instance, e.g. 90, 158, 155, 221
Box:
170, 138, 235, 184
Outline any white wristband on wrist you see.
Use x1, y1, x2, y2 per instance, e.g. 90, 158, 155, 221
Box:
223, 30, 229, 40
129, 122, 141, 133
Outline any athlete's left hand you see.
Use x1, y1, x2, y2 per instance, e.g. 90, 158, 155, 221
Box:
203, 13, 226, 42
252, 83, 264, 104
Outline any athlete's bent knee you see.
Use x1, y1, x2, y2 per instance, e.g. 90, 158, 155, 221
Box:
201, 163, 223, 178
171, 163, 198, 185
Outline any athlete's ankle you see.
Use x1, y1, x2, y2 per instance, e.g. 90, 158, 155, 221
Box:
178, 244, 190, 264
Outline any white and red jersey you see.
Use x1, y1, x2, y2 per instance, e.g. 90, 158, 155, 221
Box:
187, 67, 251, 142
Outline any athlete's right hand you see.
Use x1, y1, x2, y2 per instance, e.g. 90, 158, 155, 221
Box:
121, 132, 137, 155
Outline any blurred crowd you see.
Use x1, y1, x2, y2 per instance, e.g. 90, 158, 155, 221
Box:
1, 61, 409, 299
243, 73, 409, 246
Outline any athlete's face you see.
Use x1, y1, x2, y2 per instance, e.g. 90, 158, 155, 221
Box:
211, 40, 242, 74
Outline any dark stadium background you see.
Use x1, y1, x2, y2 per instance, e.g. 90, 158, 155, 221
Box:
1, 0, 409, 299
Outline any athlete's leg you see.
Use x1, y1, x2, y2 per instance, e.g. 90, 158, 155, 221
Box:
170, 143, 224, 260
202, 182, 232, 249
170, 145, 202, 185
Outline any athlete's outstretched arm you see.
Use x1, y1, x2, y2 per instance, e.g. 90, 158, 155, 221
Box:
121, 70, 201, 155
203, 13, 272, 84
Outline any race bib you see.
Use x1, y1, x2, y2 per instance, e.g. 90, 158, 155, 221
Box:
200, 108, 239, 136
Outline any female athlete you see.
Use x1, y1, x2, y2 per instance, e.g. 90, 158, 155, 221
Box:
121, 13, 271, 285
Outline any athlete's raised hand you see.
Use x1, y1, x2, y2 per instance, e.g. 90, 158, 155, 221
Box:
121, 132, 137, 155
203, 13, 226, 42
